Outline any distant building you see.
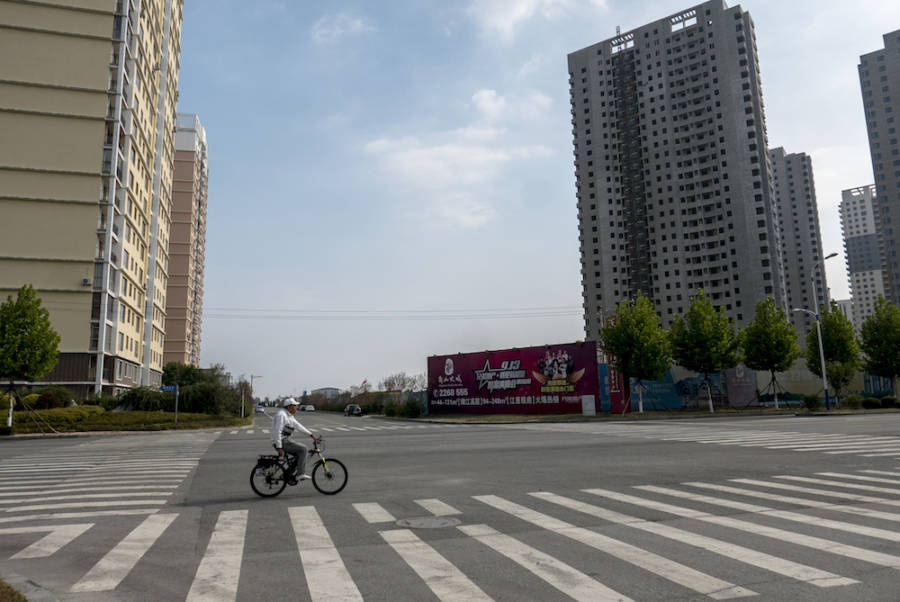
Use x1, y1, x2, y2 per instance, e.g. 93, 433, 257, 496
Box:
840, 185, 886, 329
311, 387, 341, 400
0, 1, 184, 395
768, 148, 828, 335
163, 114, 208, 367
834, 298, 854, 328
569, 1, 788, 337
858, 30, 900, 306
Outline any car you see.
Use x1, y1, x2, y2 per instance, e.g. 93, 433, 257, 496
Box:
254, 405, 265, 414
344, 404, 362, 416
301, 404, 315, 412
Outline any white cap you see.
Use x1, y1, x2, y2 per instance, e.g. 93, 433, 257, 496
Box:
283, 397, 300, 407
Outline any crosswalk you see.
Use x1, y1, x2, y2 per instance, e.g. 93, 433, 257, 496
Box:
217, 422, 464, 436
509, 421, 900, 458
0, 431, 215, 527
3, 467, 900, 600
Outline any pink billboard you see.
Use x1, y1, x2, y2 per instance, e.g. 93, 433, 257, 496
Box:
428, 341, 600, 414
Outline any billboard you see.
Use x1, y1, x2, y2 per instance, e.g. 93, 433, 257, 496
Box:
427, 341, 600, 414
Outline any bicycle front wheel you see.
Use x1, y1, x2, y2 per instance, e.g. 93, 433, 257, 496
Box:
311, 458, 348, 495
250, 462, 288, 497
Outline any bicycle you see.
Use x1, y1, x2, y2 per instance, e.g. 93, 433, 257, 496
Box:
250, 437, 348, 497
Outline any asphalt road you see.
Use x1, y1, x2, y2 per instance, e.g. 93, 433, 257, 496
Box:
2, 411, 900, 601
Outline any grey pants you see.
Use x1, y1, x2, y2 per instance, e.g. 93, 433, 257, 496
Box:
280, 439, 309, 476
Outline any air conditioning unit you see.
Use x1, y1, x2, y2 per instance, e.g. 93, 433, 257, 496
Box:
82, 278, 92, 286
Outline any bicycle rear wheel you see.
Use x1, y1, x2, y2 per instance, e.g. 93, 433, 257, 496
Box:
250, 462, 288, 497
311, 458, 348, 495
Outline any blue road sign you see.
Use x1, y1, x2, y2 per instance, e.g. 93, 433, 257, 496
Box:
160, 385, 177, 392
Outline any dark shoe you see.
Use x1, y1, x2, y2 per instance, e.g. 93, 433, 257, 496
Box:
286, 477, 298, 486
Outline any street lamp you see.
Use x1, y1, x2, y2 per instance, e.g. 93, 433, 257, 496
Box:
792, 252, 839, 410
250, 374, 263, 409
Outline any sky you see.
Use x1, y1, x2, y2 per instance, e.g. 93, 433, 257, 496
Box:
177, 0, 900, 399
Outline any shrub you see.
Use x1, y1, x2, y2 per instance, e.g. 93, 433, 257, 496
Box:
802, 394, 821, 411
32, 385, 76, 409
383, 401, 397, 417
862, 397, 882, 409
880, 396, 897, 408
86, 392, 122, 411
844, 394, 863, 410
119, 387, 169, 412
401, 399, 422, 418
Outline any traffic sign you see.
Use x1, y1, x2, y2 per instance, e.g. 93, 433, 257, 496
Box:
160, 385, 177, 392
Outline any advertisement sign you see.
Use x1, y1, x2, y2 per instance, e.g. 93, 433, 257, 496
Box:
428, 341, 600, 414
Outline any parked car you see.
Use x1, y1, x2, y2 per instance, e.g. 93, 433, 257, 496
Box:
301, 404, 315, 412
254, 404, 265, 414
344, 404, 362, 416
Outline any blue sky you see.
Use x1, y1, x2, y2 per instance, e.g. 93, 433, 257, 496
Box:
178, 0, 900, 399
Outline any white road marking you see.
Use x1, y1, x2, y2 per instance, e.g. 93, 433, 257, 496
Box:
289, 506, 363, 601
2, 523, 93, 559
71, 513, 178, 592
414, 499, 461, 516
353, 502, 396, 523
380, 529, 492, 601
581, 487, 864, 583
459, 523, 633, 602
186, 510, 247, 602
636, 485, 900, 543
7, 500, 169, 513
479, 494, 754, 599
0, 509, 158, 525
685, 481, 900, 523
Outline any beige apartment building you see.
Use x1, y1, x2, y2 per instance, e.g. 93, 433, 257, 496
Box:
163, 113, 206, 367
0, 0, 183, 395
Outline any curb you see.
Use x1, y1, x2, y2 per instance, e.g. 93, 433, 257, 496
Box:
0, 571, 58, 602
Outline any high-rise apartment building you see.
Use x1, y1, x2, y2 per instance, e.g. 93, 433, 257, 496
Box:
840, 185, 885, 329
859, 30, 900, 306
0, 0, 183, 395
768, 147, 827, 335
163, 114, 207, 367
569, 0, 786, 339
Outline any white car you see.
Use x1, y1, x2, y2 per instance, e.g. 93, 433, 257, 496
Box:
301, 404, 315, 412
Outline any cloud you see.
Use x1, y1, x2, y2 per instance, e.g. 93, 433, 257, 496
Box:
466, 0, 608, 39
310, 13, 376, 43
363, 90, 555, 229
472, 89, 552, 122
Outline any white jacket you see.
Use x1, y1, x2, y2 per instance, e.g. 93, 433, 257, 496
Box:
271, 408, 312, 448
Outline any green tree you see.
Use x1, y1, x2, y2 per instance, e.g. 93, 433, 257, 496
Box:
742, 297, 800, 408
0, 285, 61, 427
599, 291, 671, 412
805, 300, 859, 404
162, 362, 203, 386
669, 289, 742, 413
859, 295, 900, 394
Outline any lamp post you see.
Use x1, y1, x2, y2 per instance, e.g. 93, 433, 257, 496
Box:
793, 252, 839, 410
248, 374, 263, 416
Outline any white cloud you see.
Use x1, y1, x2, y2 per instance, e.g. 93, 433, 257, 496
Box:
310, 13, 376, 44
363, 90, 555, 229
472, 89, 552, 123
466, 0, 607, 39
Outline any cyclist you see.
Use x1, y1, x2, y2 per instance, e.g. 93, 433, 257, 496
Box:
271, 398, 319, 482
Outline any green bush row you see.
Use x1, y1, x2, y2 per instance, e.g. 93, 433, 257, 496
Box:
9, 405, 250, 434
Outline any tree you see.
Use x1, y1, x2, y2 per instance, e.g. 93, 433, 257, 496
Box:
0, 285, 61, 427
379, 372, 421, 392
162, 362, 203, 386
599, 291, 671, 412
669, 289, 742, 413
805, 300, 859, 403
742, 297, 801, 408
859, 295, 900, 394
